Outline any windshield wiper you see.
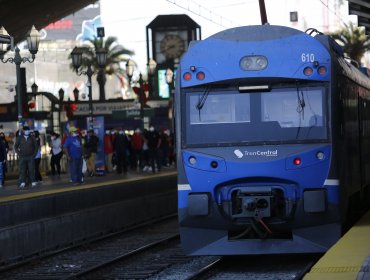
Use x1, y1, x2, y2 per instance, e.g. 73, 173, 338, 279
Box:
196, 88, 210, 110
295, 86, 306, 139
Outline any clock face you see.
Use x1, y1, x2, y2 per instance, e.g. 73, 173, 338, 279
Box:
159, 34, 186, 59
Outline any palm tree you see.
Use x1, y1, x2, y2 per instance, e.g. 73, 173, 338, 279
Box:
72, 36, 134, 101
329, 22, 370, 65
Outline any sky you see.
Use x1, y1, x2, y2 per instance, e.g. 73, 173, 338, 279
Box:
100, 0, 355, 73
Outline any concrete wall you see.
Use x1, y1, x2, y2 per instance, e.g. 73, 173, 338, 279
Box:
0, 175, 177, 264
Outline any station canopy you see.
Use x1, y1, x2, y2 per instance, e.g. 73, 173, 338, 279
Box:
0, 0, 97, 44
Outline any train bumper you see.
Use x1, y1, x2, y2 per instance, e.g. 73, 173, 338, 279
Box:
179, 222, 341, 255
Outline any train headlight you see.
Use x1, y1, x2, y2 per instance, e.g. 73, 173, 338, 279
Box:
240, 55, 268, 71
316, 151, 325, 160
256, 57, 268, 69
188, 156, 197, 165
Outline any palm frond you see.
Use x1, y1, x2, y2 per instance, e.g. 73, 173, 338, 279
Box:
328, 22, 370, 64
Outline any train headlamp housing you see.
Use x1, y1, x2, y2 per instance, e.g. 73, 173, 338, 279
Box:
240, 55, 268, 71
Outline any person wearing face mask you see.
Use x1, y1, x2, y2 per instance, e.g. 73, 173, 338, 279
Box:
113, 128, 129, 174
63, 126, 83, 185
130, 128, 144, 170
144, 124, 161, 173
50, 132, 63, 177
104, 130, 113, 173
14, 126, 38, 188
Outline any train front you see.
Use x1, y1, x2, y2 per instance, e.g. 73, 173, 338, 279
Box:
176, 25, 341, 255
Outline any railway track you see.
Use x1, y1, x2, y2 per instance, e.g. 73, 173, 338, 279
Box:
0, 214, 320, 279
0, 215, 180, 279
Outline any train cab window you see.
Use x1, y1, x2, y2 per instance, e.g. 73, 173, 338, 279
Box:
189, 92, 250, 124
261, 88, 324, 128
184, 86, 327, 146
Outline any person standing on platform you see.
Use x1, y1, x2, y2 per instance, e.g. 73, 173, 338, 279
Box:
104, 130, 113, 173
144, 124, 161, 173
131, 128, 144, 170
14, 126, 38, 188
85, 129, 99, 177
113, 129, 129, 174
33, 130, 42, 183
50, 132, 63, 177
0, 136, 6, 187
159, 129, 170, 168
0, 132, 9, 181
63, 127, 83, 185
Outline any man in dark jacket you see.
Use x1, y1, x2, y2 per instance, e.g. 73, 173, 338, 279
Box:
85, 129, 99, 177
113, 129, 129, 174
144, 124, 161, 173
14, 126, 38, 188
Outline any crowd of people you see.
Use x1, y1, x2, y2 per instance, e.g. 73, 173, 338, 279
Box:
0, 124, 175, 189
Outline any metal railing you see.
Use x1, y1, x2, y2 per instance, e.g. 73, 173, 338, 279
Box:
6, 152, 68, 175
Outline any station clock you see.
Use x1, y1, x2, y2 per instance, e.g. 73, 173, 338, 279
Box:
160, 34, 186, 60
154, 30, 188, 64
147, 15, 201, 66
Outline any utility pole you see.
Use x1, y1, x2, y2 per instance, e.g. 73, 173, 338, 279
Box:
258, 0, 268, 25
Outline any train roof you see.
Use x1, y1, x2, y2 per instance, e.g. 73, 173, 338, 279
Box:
209, 25, 303, 42
183, 25, 370, 89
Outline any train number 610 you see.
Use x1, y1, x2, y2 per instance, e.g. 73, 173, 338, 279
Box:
301, 53, 315, 62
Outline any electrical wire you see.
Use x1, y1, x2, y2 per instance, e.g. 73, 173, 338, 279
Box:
316, 0, 348, 26
165, 0, 240, 28
258, 217, 273, 235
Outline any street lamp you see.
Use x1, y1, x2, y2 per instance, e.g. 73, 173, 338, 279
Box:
73, 87, 79, 102
29, 82, 38, 112
126, 59, 157, 128
70, 46, 107, 130
0, 26, 40, 128
31, 82, 38, 94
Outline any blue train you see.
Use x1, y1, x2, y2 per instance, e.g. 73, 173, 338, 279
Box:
175, 25, 370, 255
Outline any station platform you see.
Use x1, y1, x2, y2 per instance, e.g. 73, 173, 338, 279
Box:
304, 210, 370, 280
0, 168, 176, 202
0, 168, 178, 265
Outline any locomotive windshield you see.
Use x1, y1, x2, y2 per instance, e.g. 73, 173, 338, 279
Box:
184, 85, 327, 146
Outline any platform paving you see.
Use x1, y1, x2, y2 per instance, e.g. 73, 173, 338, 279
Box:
0, 166, 176, 200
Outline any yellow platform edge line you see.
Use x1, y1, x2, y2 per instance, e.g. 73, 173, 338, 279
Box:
0, 171, 177, 203
303, 211, 370, 280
